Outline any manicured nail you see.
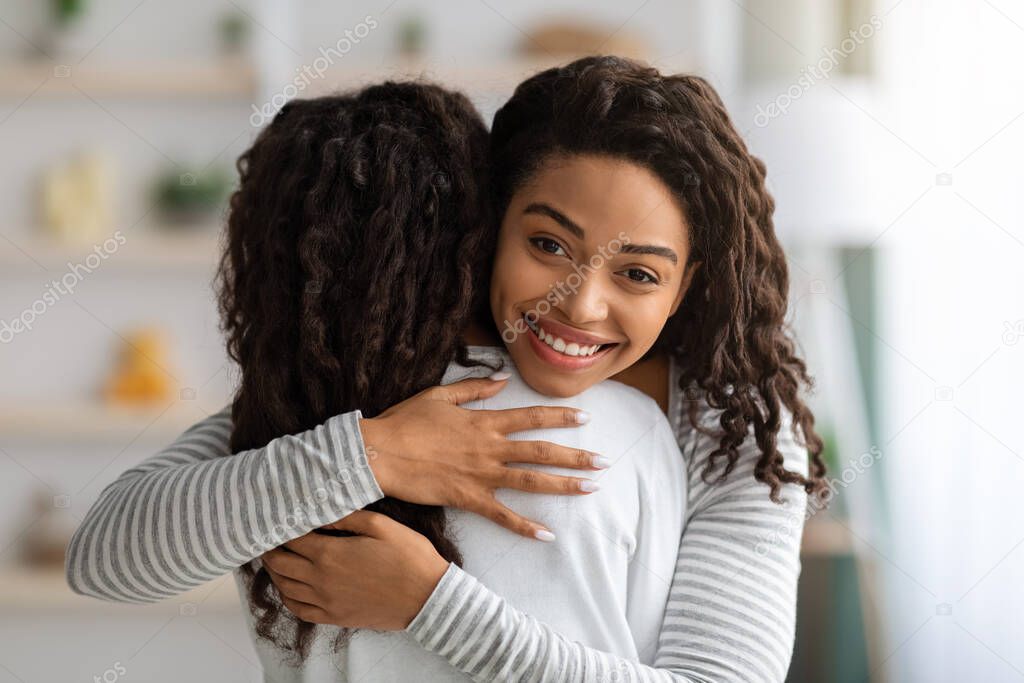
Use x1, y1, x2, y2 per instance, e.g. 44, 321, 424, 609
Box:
489, 371, 512, 381
578, 479, 600, 493
575, 410, 591, 424
591, 455, 611, 469
534, 529, 556, 542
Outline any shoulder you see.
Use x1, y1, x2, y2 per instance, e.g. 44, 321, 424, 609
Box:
575, 382, 690, 497
167, 405, 233, 444
586, 377, 664, 416
575, 379, 687, 454
192, 405, 233, 430
667, 364, 810, 509
683, 398, 809, 478
668, 357, 809, 462
453, 352, 668, 422
177, 405, 234, 444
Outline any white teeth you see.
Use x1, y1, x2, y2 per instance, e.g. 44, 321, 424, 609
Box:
531, 322, 604, 358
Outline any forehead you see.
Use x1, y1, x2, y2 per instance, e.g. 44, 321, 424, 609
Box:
514, 154, 689, 250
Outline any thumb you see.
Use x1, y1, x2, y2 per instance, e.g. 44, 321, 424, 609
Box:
321, 509, 394, 538
436, 373, 511, 405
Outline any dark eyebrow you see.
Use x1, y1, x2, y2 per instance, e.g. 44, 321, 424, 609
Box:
523, 203, 584, 239
524, 201, 679, 265
620, 243, 678, 265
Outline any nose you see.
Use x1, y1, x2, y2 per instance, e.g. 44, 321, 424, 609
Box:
555, 272, 609, 325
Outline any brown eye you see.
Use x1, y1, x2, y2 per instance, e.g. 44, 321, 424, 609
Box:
623, 268, 658, 284
529, 237, 567, 256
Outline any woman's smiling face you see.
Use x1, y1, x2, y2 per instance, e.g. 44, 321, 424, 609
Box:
490, 154, 700, 397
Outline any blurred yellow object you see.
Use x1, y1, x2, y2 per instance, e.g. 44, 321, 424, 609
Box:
103, 328, 175, 404
40, 150, 115, 242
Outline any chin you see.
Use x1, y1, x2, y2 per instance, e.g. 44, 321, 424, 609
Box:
504, 345, 589, 397
519, 370, 584, 398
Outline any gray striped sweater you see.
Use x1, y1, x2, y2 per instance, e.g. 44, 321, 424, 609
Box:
66, 356, 809, 682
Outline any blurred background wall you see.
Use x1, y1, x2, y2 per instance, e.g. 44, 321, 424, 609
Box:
0, 1, 1021, 681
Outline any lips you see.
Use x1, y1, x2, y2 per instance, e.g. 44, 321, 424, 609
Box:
523, 314, 619, 347
529, 323, 603, 357
520, 313, 621, 371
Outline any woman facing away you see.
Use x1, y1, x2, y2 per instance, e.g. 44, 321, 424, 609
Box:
67, 57, 827, 682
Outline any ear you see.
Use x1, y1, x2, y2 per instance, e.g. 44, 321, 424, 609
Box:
669, 261, 701, 317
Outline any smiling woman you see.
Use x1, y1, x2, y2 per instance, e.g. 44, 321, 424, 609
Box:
492, 154, 700, 396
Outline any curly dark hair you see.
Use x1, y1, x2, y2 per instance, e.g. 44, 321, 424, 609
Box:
490, 55, 827, 502
217, 82, 495, 660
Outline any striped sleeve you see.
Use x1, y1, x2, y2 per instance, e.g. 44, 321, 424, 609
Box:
406, 407, 809, 683
65, 407, 385, 604
652, 407, 809, 681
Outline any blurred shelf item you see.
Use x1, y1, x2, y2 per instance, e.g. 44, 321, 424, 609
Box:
801, 516, 854, 557
518, 22, 648, 59
0, 58, 257, 98
0, 401, 217, 442
301, 56, 699, 97
0, 567, 240, 614
0, 231, 220, 271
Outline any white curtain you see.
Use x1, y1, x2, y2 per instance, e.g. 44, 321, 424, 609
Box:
875, 1, 1024, 680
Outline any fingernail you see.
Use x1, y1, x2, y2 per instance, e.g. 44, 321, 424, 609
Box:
578, 479, 600, 493
534, 529, 556, 542
489, 371, 512, 381
591, 455, 611, 469
575, 410, 591, 424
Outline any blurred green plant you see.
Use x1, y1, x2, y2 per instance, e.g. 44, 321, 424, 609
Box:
53, 0, 87, 26
219, 12, 250, 54
398, 16, 426, 57
818, 421, 840, 474
151, 167, 232, 227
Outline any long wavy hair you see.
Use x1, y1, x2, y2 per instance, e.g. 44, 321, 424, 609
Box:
491, 56, 827, 501
217, 83, 495, 659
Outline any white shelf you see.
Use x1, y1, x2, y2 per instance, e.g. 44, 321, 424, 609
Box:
302, 55, 700, 97
0, 401, 219, 442
0, 231, 221, 271
0, 56, 698, 101
0, 567, 241, 614
0, 59, 258, 99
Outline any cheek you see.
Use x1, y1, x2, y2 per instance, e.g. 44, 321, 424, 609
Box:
496, 245, 560, 303
489, 240, 516, 304
617, 291, 679, 347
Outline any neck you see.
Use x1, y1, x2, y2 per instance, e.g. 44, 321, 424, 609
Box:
611, 353, 671, 415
